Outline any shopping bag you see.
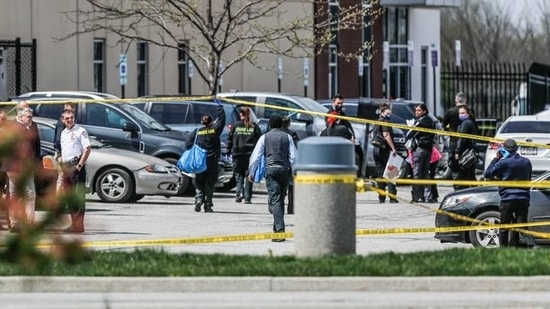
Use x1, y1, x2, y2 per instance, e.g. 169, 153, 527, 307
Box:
253, 155, 266, 183
177, 134, 208, 174
383, 154, 404, 180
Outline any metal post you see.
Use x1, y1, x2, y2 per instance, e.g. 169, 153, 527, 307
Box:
294, 137, 357, 257
121, 85, 125, 99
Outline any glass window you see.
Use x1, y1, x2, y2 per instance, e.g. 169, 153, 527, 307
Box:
137, 42, 148, 97
37, 123, 54, 143
93, 39, 105, 93
264, 97, 301, 120
384, 7, 409, 99
36, 103, 64, 119
150, 102, 190, 124
500, 121, 550, 134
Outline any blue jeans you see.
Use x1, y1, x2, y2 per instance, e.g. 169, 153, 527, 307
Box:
234, 170, 253, 201
265, 166, 290, 233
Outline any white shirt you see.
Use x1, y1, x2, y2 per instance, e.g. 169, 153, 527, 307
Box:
60, 124, 91, 162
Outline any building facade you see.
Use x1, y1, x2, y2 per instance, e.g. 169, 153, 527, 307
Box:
0, 0, 460, 116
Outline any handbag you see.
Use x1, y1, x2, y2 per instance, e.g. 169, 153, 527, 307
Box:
458, 148, 477, 170
177, 133, 207, 174
370, 125, 387, 149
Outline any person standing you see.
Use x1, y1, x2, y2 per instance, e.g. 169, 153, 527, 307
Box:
442, 92, 467, 173
60, 110, 91, 233
484, 138, 535, 248
54, 102, 76, 193
373, 105, 398, 203
227, 106, 262, 204
325, 93, 355, 142
187, 101, 225, 213
453, 105, 478, 190
407, 104, 435, 203
281, 116, 299, 214
4, 107, 40, 232
0, 107, 8, 229
248, 116, 297, 242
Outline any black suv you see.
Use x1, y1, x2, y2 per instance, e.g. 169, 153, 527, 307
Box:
11, 92, 196, 193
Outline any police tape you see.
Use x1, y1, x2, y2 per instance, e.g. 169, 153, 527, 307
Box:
25, 220, 550, 249
294, 174, 357, 184
372, 177, 550, 188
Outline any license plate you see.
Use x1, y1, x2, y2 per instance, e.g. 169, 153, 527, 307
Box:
520, 146, 538, 156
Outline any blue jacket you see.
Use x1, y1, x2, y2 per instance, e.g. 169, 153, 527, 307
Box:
484, 153, 532, 201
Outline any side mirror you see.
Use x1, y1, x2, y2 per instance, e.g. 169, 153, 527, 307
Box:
122, 122, 138, 132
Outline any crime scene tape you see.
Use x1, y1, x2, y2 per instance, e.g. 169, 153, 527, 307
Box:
294, 174, 357, 184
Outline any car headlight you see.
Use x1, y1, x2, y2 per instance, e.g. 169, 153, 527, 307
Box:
144, 164, 169, 173
440, 194, 472, 209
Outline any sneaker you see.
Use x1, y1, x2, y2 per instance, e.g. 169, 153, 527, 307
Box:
194, 204, 202, 212
244, 200, 252, 204
272, 238, 286, 242
379, 199, 386, 204
204, 205, 214, 213
235, 196, 243, 203
427, 198, 439, 203
389, 199, 399, 203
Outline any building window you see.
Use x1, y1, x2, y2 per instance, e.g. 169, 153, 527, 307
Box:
384, 7, 409, 99
93, 39, 105, 93
137, 42, 148, 97
178, 42, 191, 94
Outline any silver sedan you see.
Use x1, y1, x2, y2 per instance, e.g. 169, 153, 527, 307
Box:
34, 117, 183, 203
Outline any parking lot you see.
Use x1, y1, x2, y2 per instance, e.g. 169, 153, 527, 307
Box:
34, 183, 470, 256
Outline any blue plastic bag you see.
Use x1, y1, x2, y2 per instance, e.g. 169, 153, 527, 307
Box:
177, 134, 207, 174
253, 155, 266, 183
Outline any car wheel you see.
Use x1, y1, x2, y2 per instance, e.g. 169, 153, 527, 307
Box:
128, 194, 145, 202
162, 157, 190, 195
96, 168, 134, 203
468, 210, 501, 248
217, 177, 236, 192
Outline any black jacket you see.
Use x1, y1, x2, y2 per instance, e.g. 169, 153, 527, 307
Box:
281, 127, 300, 148
407, 114, 435, 149
228, 121, 262, 156
325, 107, 355, 139
456, 118, 477, 155
186, 106, 226, 159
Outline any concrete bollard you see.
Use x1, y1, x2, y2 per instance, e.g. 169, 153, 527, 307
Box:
293, 137, 357, 257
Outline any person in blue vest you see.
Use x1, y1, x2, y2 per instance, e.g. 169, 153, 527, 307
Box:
248, 116, 297, 242
186, 101, 225, 213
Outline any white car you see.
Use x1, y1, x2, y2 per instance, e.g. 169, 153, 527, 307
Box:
483, 115, 550, 176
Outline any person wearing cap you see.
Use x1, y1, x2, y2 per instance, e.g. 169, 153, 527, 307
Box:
186, 101, 225, 213
484, 138, 536, 248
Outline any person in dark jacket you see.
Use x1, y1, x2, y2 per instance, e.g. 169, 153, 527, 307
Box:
453, 105, 477, 190
373, 105, 399, 203
186, 103, 226, 213
227, 106, 262, 204
407, 103, 435, 203
320, 110, 353, 139
484, 138, 535, 248
248, 116, 297, 242
325, 93, 355, 142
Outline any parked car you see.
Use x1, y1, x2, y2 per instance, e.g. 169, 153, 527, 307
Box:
483, 115, 550, 177
34, 117, 183, 203
434, 171, 550, 248
474, 118, 501, 171
319, 98, 449, 179
218, 91, 365, 176
11, 91, 194, 193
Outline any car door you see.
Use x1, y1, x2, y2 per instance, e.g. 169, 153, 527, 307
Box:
263, 96, 310, 139
82, 103, 142, 152
528, 185, 550, 236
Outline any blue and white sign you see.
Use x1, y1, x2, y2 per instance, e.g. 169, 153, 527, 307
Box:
303, 58, 309, 86
431, 43, 438, 67
119, 53, 128, 86
277, 57, 283, 80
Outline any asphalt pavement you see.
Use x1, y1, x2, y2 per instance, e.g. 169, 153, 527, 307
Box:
1, 183, 549, 307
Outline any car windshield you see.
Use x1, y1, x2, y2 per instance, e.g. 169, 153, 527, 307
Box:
500, 121, 550, 134
118, 103, 171, 131
291, 96, 329, 113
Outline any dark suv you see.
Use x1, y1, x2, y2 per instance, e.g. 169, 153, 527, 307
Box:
11, 92, 197, 193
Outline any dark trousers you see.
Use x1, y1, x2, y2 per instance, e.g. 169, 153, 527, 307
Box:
374, 148, 397, 201
233, 154, 253, 201
194, 157, 219, 208
499, 199, 535, 247
453, 163, 476, 191
412, 146, 432, 201
62, 165, 87, 214
429, 162, 439, 200
265, 166, 290, 233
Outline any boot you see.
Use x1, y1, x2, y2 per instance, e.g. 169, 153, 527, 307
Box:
64, 211, 84, 233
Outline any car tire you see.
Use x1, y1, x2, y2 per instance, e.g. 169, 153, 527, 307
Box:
96, 168, 134, 203
128, 194, 145, 202
217, 177, 236, 192
468, 210, 501, 248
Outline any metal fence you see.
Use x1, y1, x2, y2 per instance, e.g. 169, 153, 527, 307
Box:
0, 37, 36, 101
441, 62, 527, 120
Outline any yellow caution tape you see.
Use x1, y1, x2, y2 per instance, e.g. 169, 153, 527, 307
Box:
294, 174, 357, 184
